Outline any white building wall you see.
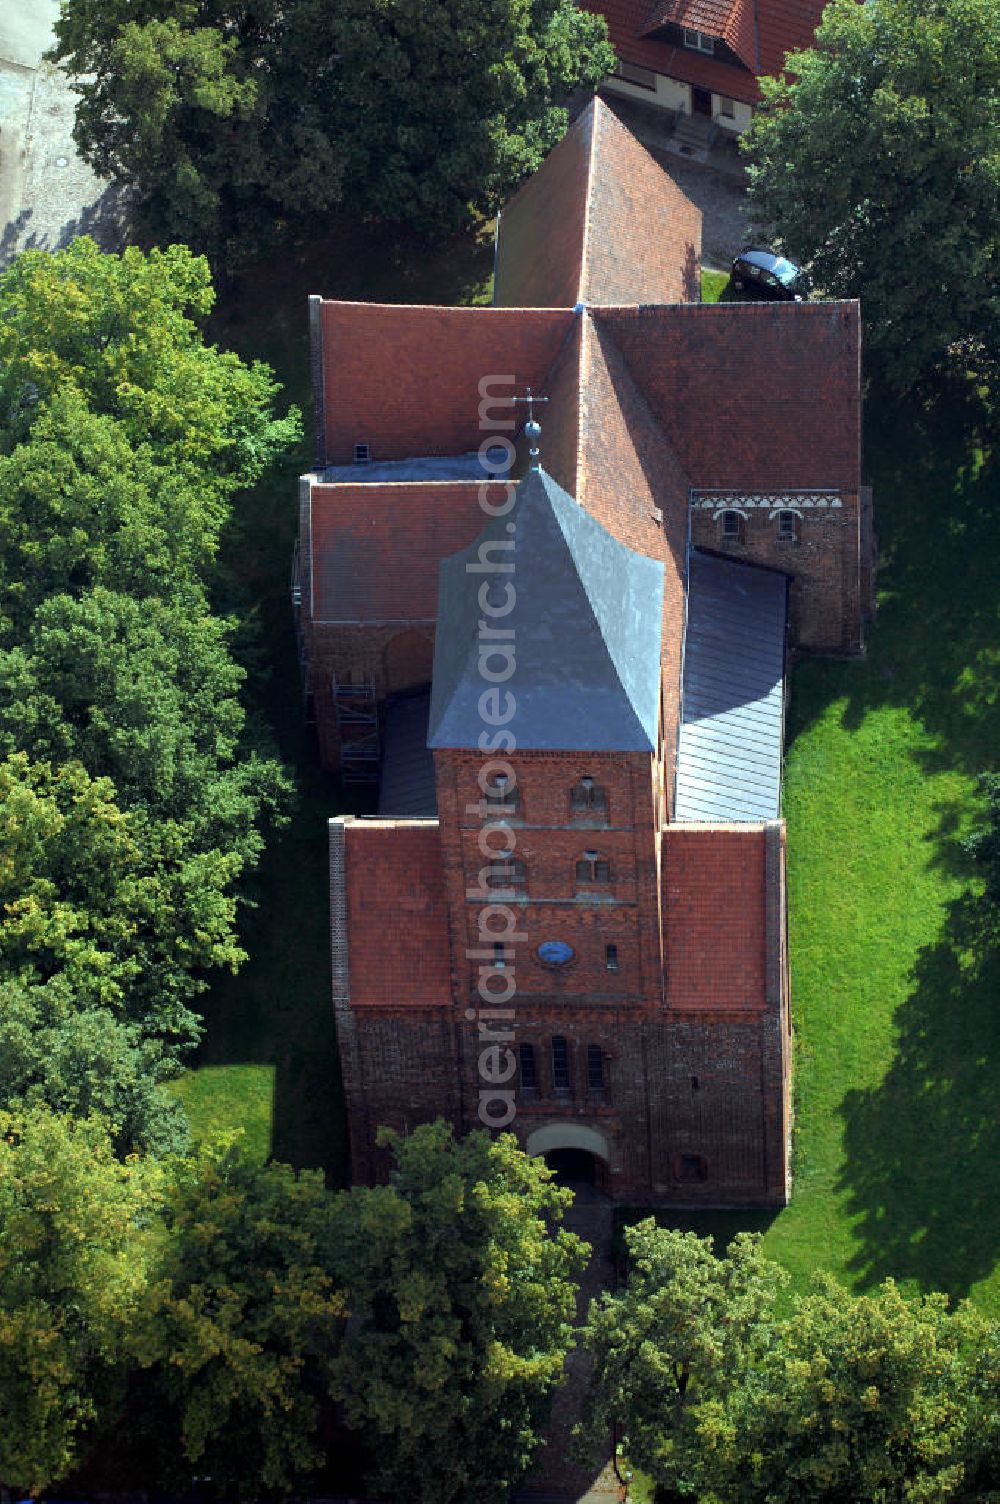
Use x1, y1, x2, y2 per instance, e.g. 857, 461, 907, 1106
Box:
603, 69, 755, 132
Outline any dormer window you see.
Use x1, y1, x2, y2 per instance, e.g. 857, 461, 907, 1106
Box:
576, 851, 612, 884
683, 27, 715, 53
570, 777, 608, 817
353, 442, 371, 464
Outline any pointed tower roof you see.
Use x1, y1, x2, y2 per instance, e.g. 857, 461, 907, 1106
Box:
428, 467, 664, 752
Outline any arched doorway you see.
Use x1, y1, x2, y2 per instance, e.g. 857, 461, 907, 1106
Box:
526, 1124, 611, 1195
545, 1146, 597, 1185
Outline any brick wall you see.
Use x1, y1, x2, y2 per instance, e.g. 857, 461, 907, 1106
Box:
690, 498, 864, 653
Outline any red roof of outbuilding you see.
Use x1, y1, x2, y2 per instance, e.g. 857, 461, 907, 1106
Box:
344, 822, 452, 1007
581, 0, 826, 104
640, 0, 757, 71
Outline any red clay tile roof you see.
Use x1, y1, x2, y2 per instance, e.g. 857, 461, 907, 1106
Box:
309, 482, 508, 622
757, 0, 826, 76
662, 825, 767, 1009
640, 0, 757, 72
493, 110, 592, 310
344, 822, 452, 1007
580, 101, 701, 305
495, 97, 701, 310
594, 301, 862, 491
317, 303, 573, 467
577, 312, 691, 760
582, 0, 825, 103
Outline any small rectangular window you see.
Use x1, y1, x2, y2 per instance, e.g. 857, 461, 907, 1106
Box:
778, 510, 798, 539
606, 944, 619, 972
719, 96, 736, 118
722, 510, 742, 538
493, 941, 507, 971
616, 59, 658, 90
683, 27, 715, 53
353, 442, 371, 464
587, 1044, 605, 1093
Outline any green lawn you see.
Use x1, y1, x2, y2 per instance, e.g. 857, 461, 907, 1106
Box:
767, 390, 1000, 1311
182, 215, 1000, 1314
171, 216, 495, 1181
625, 390, 1000, 1311
701, 267, 730, 302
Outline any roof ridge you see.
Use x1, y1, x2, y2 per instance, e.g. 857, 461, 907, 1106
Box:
577, 96, 601, 308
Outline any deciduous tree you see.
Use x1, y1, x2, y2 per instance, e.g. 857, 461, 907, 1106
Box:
130, 1137, 344, 1499
742, 0, 1000, 393
0, 1107, 161, 1495
49, 0, 614, 255
331, 1121, 588, 1504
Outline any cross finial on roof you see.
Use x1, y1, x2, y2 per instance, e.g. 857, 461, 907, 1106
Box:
513, 386, 548, 471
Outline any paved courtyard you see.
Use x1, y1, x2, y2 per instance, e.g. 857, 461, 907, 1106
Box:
0, 0, 127, 265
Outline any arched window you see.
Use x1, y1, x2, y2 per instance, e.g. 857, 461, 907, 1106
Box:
551, 1036, 572, 1095
721, 509, 744, 542
485, 770, 520, 816
570, 777, 608, 817
486, 857, 526, 889
777, 509, 800, 541
575, 851, 612, 884
519, 1042, 537, 1093
587, 1044, 605, 1097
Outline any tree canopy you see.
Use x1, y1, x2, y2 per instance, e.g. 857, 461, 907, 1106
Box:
0, 241, 298, 1152
331, 1122, 588, 1504
580, 1221, 994, 1503
0, 1107, 162, 1494
742, 0, 1000, 394
49, 0, 614, 255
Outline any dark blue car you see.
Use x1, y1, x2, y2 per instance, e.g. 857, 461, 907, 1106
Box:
731, 247, 811, 302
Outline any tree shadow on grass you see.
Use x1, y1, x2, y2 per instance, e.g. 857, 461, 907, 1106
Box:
786, 386, 1000, 784
837, 891, 1000, 1300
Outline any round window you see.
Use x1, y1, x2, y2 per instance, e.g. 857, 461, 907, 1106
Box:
537, 940, 574, 967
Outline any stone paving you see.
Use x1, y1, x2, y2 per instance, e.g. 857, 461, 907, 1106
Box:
0, 0, 127, 266
602, 91, 767, 269
513, 1184, 621, 1504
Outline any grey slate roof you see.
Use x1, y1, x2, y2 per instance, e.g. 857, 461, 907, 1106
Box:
674, 551, 787, 822
428, 467, 664, 752
318, 448, 511, 484
378, 692, 437, 817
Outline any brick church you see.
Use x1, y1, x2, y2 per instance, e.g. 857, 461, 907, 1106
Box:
294, 98, 873, 1205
